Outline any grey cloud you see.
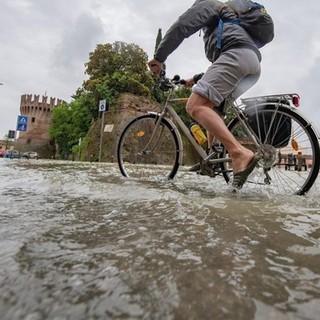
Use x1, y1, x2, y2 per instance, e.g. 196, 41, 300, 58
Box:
52, 13, 105, 73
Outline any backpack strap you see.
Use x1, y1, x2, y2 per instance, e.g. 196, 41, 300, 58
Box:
251, 2, 264, 10
217, 18, 240, 49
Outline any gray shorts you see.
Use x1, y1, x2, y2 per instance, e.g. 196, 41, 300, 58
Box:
192, 48, 261, 106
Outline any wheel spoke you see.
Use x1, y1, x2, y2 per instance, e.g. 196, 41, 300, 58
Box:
117, 115, 180, 180
223, 104, 320, 195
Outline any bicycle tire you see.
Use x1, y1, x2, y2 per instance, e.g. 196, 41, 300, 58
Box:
117, 114, 181, 180
221, 103, 320, 195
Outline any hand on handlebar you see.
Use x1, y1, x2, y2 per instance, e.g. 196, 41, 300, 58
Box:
148, 59, 163, 74
184, 77, 195, 88
184, 73, 204, 88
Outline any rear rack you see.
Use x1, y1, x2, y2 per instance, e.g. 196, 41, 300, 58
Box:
241, 93, 300, 107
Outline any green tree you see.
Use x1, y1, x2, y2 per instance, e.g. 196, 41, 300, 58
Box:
83, 42, 154, 101
155, 28, 162, 52
75, 81, 117, 119
171, 86, 193, 127
154, 28, 166, 76
48, 103, 71, 158
48, 96, 93, 158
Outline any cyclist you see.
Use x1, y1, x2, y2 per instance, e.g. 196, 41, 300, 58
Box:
148, 0, 273, 189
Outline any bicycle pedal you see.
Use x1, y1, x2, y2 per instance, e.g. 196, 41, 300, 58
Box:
211, 143, 224, 154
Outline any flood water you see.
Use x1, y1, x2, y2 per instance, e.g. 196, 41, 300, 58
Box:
1, 159, 320, 320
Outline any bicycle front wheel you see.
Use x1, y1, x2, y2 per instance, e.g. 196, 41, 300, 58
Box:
222, 104, 320, 195
117, 114, 181, 180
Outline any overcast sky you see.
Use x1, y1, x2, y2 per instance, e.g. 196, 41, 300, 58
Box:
1, 0, 320, 139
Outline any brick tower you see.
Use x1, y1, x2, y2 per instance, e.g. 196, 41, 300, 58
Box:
16, 94, 65, 156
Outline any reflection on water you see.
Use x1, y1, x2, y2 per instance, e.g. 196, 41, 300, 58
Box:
0, 159, 319, 320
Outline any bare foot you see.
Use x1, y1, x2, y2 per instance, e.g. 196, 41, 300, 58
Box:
232, 148, 255, 173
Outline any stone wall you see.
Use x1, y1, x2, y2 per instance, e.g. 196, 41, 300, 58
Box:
83, 93, 161, 162
83, 93, 198, 165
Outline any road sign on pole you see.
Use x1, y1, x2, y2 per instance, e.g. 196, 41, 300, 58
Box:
99, 100, 107, 112
16, 115, 28, 131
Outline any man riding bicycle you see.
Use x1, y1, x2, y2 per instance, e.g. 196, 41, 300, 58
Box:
148, 0, 274, 189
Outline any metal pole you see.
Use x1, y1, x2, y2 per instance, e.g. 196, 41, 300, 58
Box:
98, 111, 105, 162
78, 137, 82, 161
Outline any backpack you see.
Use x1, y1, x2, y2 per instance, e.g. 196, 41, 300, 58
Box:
217, 0, 274, 49
245, 99, 292, 148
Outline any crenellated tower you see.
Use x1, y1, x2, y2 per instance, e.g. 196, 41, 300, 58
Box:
16, 94, 65, 155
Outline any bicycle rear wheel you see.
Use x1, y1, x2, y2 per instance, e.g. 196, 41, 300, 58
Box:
117, 114, 181, 180
222, 104, 320, 195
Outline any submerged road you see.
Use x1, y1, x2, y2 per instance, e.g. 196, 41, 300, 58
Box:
1, 159, 320, 319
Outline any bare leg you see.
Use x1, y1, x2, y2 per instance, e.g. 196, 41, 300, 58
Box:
207, 112, 224, 148
187, 93, 254, 173
207, 131, 214, 148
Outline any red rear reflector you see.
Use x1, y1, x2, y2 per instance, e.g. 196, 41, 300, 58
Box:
292, 95, 300, 107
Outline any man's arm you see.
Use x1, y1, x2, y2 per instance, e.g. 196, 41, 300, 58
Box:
154, 0, 223, 63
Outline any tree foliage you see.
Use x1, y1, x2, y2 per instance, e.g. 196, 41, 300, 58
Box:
155, 28, 162, 52
84, 42, 154, 99
171, 86, 194, 127
48, 97, 93, 158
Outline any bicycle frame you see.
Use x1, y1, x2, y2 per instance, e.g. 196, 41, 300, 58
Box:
146, 86, 310, 170
147, 88, 256, 167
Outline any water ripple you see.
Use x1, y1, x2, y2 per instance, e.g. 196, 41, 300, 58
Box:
0, 159, 320, 319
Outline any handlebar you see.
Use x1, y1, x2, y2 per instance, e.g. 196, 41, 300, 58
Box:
157, 72, 186, 92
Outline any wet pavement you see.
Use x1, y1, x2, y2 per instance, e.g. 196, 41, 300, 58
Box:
0, 159, 320, 319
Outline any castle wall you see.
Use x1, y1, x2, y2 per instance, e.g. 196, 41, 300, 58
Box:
16, 94, 65, 155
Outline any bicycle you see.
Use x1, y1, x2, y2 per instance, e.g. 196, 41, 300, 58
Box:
117, 73, 320, 195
